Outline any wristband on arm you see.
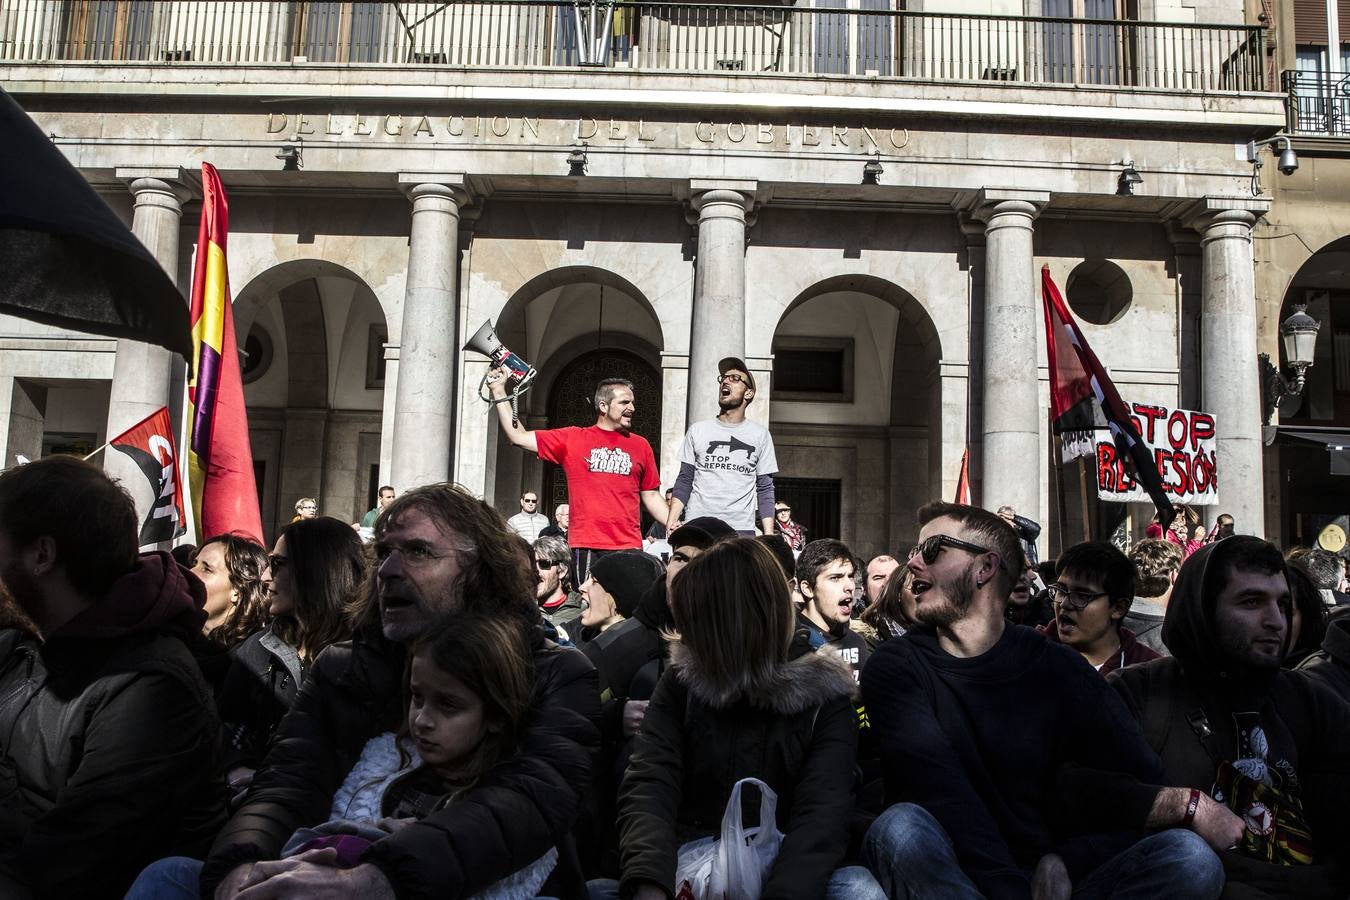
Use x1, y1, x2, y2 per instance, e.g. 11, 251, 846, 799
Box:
1181, 788, 1201, 828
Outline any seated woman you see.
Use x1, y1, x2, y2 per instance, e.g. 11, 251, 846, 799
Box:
216, 517, 361, 792
601, 538, 885, 900
192, 534, 270, 650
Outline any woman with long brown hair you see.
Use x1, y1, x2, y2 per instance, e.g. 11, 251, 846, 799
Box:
217, 516, 363, 790
605, 538, 885, 900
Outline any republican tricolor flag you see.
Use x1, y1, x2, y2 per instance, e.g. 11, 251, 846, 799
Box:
1041, 266, 1174, 522
187, 163, 263, 544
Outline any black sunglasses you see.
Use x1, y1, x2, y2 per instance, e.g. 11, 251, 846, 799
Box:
908, 534, 1006, 573
535, 559, 560, 570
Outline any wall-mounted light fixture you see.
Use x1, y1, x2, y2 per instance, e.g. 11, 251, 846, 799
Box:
275, 143, 302, 171
567, 143, 588, 176
1247, 135, 1298, 195
1116, 161, 1142, 195
862, 152, 883, 185
1260, 298, 1322, 428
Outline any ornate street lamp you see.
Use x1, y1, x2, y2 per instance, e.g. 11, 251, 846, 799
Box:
1260, 298, 1322, 427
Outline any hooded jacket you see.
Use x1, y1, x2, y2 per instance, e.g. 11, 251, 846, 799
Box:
1295, 612, 1350, 703
0, 552, 228, 899
617, 645, 859, 900
1109, 538, 1350, 898
200, 621, 601, 900
1037, 619, 1160, 675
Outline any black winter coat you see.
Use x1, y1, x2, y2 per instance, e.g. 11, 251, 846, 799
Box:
617, 643, 859, 900
200, 624, 601, 900
0, 553, 228, 900
217, 627, 305, 771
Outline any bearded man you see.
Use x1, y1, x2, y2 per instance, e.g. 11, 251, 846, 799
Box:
859, 502, 1230, 900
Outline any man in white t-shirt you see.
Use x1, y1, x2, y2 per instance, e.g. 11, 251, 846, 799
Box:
666, 357, 778, 536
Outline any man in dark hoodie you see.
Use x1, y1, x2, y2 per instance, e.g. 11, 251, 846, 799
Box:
861, 502, 1226, 900
1296, 606, 1350, 702
0, 456, 226, 899
1110, 536, 1350, 899
176, 484, 601, 900
1038, 541, 1160, 675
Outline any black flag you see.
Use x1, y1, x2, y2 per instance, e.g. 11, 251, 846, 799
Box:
0, 89, 192, 361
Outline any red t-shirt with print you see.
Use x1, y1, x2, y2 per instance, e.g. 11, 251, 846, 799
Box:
535, 425, 659, 550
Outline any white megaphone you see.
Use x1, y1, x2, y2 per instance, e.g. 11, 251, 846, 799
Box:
464, 320, 538, 414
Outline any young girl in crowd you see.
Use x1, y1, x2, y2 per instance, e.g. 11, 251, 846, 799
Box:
279, 612, 557, 897
192, 533, 269, 649
604, 538, 885, 900
216, 517, 361, 790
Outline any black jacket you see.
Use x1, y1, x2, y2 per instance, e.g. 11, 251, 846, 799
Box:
0, 553, 228, 899
618, 644, 859, 900
200, 622, 601, 900
861, 623, 1164, 900
1295, 612, 1350, 704
1109, 538, 1350, 899
217, 627, 305, 771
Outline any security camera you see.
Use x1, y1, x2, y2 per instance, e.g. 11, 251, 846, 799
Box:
1277, 147, 1299, 175
1246, 136, 1297, 176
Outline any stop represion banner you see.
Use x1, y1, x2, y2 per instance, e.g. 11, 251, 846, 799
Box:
1096, 403, 1217, 506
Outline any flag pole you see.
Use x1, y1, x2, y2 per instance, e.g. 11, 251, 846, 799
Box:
81, 440, 111, 462
1053, 434, 1067, 556
1076, 456, 1092, 542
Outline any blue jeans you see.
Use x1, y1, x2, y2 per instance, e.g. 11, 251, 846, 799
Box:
124, 856, 204, 900
863, 802, 1224, 900
588, 865, 883, 900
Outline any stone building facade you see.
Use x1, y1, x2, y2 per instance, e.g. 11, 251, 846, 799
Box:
0, 0, 1290, 557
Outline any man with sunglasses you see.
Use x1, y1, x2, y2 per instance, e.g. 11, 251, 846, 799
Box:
1038, 541, 1160, 676
666, 357, 778, 537
533, 534, 582, 635
861, 502, 1224, 900
507, 490, 550, 543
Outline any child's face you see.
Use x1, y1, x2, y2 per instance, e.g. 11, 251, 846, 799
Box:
408, 654, 486, 773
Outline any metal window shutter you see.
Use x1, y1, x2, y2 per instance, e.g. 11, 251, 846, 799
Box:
1296, 0, 1328, 44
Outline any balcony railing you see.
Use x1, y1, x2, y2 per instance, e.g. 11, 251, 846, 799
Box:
1284, 69, 1350, 136
0, 0, 1266, 93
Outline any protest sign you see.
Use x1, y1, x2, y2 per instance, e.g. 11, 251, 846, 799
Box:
1096, 403, 1217, 505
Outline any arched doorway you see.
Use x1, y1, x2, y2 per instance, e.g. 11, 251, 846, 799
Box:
542, 348, 663, 514
1271, 237, 1350, 548
234, 260, 388, 541
770, 275, 942, 557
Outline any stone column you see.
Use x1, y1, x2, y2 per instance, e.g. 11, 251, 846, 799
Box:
1191, 197, 1271, 535
971, 189, 1049, 520
687, 180, 756, 426
390, 174, 469, 491
104, 170, 192, 466
659, 353, 690, 489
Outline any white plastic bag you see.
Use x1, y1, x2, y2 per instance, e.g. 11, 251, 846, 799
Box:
674, 777, 784, 900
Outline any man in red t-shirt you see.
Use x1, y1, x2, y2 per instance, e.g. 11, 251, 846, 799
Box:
488, 371, 669, 580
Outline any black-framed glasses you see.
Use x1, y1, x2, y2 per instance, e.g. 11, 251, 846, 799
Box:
717, 373, 747, 385
535, 559, 561, 570
522, 498, 538, 504
1047, 584, 1110, 612
908, 535, 1003, 572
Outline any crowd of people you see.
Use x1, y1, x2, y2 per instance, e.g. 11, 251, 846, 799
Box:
0, 363, 1347, 900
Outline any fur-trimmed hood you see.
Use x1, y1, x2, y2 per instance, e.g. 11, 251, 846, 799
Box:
668, 642, 855, 714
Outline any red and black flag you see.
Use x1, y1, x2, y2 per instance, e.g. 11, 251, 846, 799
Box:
1041, 266, 1174, 522
108, 407, 188, 546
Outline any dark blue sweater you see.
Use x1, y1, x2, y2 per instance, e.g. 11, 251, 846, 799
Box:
860, 622, 1163, 900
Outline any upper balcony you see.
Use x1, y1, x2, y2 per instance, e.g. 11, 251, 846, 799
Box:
1, 0, 1267, 97
1284, 70, 1350, 137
